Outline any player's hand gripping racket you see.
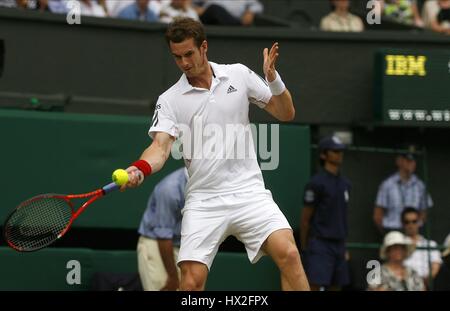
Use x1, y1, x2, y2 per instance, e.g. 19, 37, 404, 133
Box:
3, 169, 134, 252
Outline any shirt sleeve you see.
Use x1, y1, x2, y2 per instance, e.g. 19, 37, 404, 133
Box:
149, 97, 179, 139
429, 241, 443, 264
303, 181, 321, 208
375, 181, 389, 208
246, 0, 264, 14
418, 181, 433, 209
150, 185, 180, 239
238, 63, 272, 109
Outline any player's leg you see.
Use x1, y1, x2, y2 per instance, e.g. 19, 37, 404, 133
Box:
262, 229, 310, 291
230, 192, 310, 290
179, 261, 209, 291
177, 197, 230, 291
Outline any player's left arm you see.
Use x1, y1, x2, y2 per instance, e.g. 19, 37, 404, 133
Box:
263, 42, 295, 122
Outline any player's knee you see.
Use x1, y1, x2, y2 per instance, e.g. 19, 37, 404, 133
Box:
180, 274, 205, 291
279, 244, 300, 268
180, 266, 207, 291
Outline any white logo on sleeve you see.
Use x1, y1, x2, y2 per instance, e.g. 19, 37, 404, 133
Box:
305, 190, 315, 203
344, 190, 349, 202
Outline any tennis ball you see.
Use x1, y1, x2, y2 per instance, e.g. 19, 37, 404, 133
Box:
112, 169, 129, 186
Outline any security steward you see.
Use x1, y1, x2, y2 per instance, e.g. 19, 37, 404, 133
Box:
300, 136, 351, 291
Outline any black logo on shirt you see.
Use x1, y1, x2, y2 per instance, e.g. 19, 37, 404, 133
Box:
227, 85, 238, 94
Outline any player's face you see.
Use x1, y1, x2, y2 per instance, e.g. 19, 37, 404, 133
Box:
170, 38, 208, 78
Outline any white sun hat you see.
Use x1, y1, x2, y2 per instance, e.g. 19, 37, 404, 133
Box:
380, 231, 415, 260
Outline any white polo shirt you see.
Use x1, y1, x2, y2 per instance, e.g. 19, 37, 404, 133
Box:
149, 62, 273, 204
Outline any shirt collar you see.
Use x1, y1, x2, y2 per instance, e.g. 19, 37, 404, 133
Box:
179, 62, 229, 94
394, 173, 418, 186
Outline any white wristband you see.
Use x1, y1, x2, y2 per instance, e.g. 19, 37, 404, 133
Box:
267, 71, 286, 96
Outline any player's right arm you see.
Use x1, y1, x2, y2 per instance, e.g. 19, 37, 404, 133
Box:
122, 132, 175, 190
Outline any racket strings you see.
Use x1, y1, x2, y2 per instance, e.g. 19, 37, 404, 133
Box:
4, 196, 72, 251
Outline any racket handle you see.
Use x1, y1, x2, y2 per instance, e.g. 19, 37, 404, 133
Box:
102, 182, 120, 195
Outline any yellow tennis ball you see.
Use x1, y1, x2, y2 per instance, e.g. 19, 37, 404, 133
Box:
112, 169, 129, 186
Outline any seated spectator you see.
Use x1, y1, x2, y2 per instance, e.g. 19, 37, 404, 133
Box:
369, 231, 425, 291
434, 234, 450, 290
149, 0, 170, 16
422, 0, 450, 34
105, 0, 134, 17
320, 0, 364, 32
33, 0, 50, 12
401, 208, 441, 287
105, 0, 169, 18
159, 0, 199, 23
118, 0, 158, 22
0, 0, 18, 8
380, 0, 424, 26
79, 0, 106, 17
194, 0, 263, 26
15, 0, 28, 8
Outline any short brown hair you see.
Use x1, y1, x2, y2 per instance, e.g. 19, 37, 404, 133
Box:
165, 17, 206, 48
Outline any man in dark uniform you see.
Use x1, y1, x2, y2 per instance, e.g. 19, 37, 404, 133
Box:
300, 135, 351, 291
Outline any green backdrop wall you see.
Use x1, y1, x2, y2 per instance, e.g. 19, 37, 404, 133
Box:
0, 109, 310, 231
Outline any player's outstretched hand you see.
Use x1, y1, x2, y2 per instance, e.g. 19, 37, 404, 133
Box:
120, 166, 144, 191
263, 42, 279, 83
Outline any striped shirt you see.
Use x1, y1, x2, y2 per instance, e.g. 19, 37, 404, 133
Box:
138, 168, 187, 246
375, 173, 432, 230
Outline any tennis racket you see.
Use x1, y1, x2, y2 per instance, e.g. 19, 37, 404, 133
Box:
3, 179, 125, 252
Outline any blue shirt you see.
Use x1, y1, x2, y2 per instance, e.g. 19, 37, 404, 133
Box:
118, 3, 158, 22
303, 170, 351, 240
138, 168, 187, 246
376, 173, 432, 230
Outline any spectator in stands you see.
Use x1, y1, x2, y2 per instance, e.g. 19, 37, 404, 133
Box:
14, 0, 28, 9
369, 231, 425, 291
434, 233, 450, 290
422, 0, 450, 34
137, 167, 187, 291
0, 0, 18, 8
401, 207, 441, 287
300, 136, 351, 291
105, 0, 169, 18
380, 0, 424, 26
33, 0, 67, 13
33, 0, 50, 12
78, 0, 106, 17
373, 145, 432, 234
118, 0, 158, 22
105, 0, 134, 17
320, 0, 364, 32
194, 0, 263, 26
159, 0, 199, 23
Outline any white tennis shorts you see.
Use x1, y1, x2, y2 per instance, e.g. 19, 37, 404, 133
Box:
177, 191, 292, 270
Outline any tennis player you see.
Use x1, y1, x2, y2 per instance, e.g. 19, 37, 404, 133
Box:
123, 17, 310, 291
